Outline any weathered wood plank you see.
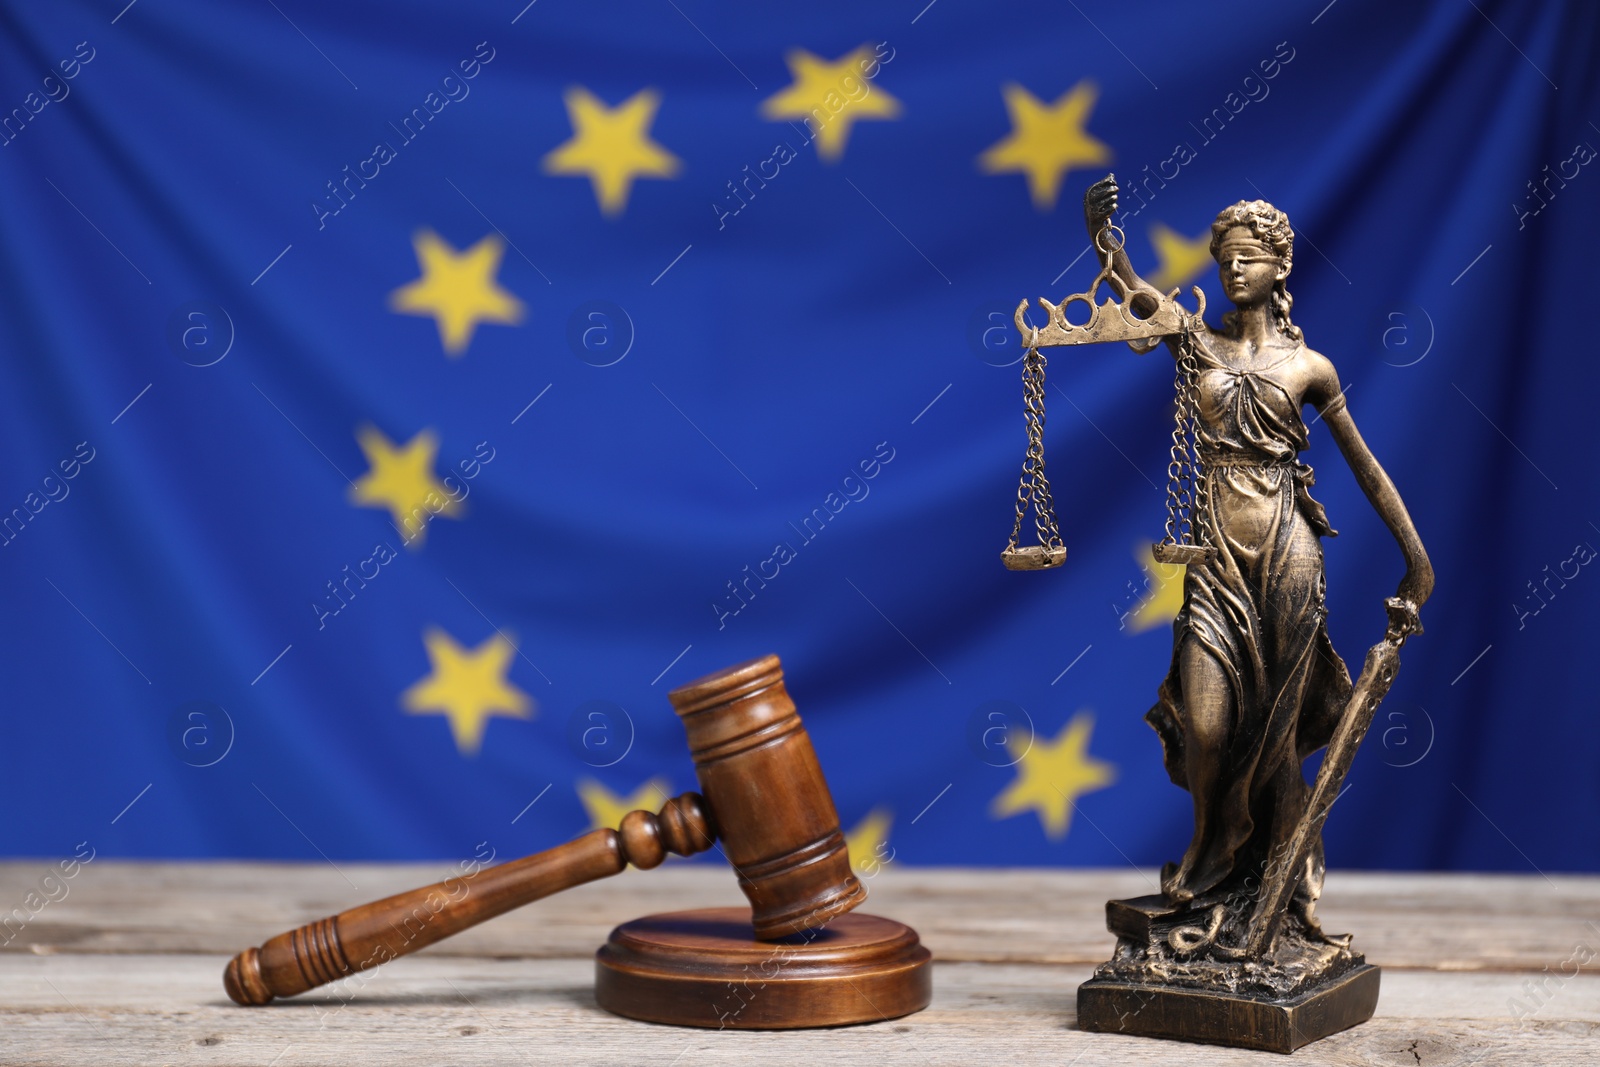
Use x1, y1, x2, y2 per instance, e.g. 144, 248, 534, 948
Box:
3, 862, 1596, 972
0, 953, 1593, 1067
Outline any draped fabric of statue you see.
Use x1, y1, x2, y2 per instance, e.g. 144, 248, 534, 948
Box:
1146, 336, 1354, 924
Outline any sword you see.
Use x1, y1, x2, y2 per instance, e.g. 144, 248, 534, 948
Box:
1231, 596, 1422, 958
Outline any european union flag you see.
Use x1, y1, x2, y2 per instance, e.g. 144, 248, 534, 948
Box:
0, 0, 1594, 880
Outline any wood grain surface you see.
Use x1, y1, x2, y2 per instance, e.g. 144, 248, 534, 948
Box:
2, 862, 1596, 1065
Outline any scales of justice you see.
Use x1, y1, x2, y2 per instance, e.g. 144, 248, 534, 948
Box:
1000, 174, 1434, 1052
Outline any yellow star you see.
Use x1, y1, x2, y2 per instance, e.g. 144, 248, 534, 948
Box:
577, 777, 670, 832
401, 628, 534, 756
845, 808, 893, 875
1128, 542, 1187, 634
1147, 223, 1214, 291
991, 711, 1116, 840
760, 46, 902, 162
979, 80, 1112, 211
388, 229, 525, 356
347, 425, 461, 549
543, 86, 682, 217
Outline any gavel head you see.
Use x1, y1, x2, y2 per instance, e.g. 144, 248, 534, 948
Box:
669, 654, 866, 941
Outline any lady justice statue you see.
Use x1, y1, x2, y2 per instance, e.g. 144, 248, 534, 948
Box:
1001, 174, 1433, 1051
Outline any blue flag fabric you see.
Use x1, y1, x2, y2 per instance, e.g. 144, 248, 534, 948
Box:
0, 0, 1595, 875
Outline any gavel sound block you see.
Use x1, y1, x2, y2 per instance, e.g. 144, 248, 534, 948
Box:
224, 654, 930, 1029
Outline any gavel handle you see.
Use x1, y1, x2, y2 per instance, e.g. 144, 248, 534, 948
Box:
224, 792, 715, 1005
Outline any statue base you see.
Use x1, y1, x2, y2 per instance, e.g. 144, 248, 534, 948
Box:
1077, 962, 1379, 1053
1077, 893, 1379, 1051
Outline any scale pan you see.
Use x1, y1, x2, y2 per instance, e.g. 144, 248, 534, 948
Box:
1001, 545, 1067, 571
1151, 542, 1216, 566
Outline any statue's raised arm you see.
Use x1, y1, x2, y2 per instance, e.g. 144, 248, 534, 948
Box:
1083, 173, 1166, 314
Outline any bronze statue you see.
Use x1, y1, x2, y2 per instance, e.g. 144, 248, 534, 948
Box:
1003, 174, 1433, 1051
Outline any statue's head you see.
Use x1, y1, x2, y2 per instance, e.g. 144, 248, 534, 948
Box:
1210, 200, 1302, 342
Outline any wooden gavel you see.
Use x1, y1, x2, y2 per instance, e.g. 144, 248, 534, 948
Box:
225, 654, 867, 1005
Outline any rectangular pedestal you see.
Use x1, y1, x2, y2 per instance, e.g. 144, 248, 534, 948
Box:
1077, 963, 1380, 1053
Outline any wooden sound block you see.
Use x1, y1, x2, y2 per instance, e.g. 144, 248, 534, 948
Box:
594, 907, 931, 1029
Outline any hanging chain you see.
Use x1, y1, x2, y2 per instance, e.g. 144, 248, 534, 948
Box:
1160, 327, 1208, 551
1188, 340, 1211, 549
1007, 346, 1064, 553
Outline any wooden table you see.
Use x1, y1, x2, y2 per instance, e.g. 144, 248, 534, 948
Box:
1, 862, 1595, 1064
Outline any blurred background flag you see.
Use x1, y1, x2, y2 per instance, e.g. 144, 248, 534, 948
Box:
0, 0, 1595, 874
